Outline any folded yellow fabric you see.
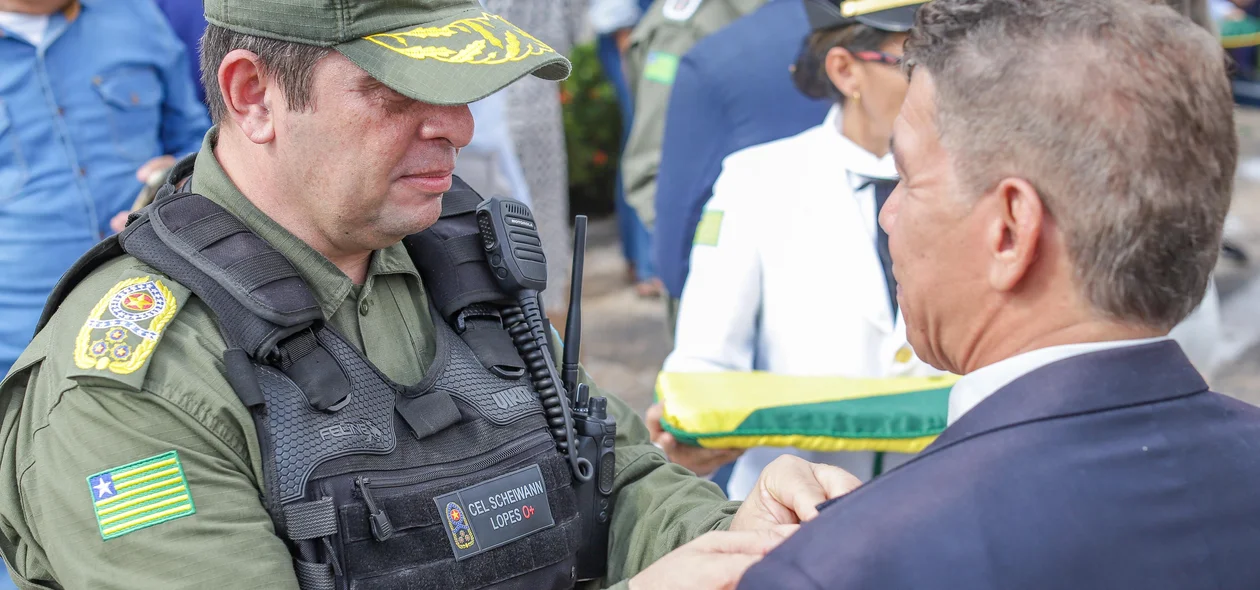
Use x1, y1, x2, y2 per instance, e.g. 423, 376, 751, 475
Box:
656, 372, 959, 454
1221, 16, 1260, 49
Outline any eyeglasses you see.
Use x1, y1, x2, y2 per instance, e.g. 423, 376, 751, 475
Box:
853, 50, 904, 67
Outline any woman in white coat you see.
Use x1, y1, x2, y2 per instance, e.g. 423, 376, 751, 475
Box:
659, 0, 935, 500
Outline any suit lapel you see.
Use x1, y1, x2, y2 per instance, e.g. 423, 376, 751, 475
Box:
908, 341, 1207, 463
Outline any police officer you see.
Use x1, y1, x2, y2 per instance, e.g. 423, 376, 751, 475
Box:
621, 0, 765, 230
0, 1, 859, 589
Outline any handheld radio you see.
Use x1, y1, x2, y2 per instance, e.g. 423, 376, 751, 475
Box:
562, 216, 616, 581
475, 199, 616, 582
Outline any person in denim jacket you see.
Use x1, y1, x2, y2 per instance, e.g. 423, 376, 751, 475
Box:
0, 0, 210, 378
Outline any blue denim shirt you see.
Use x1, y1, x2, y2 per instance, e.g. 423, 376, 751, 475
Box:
0, 0, 210, 375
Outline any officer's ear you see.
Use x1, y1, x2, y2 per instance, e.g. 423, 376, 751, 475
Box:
824, 46, 862, 102
218, 49, 277, 144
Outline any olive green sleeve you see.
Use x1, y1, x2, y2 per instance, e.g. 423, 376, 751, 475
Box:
14, 382, 298, 589
579, 370, 739, 588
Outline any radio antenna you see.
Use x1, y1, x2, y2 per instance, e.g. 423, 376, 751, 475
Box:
562, 216, 587, 400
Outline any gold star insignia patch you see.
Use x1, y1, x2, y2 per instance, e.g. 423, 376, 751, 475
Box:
75, 277, 178, 375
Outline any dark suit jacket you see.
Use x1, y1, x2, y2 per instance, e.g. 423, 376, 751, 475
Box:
652, 0, 830, 298
739, 341, 1260, 589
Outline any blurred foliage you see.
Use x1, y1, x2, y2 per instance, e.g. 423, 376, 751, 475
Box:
563, 42, 623, 216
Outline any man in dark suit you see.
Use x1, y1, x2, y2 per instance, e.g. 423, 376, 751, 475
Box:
737, 0, 1260, 588
651, 0, 830, 309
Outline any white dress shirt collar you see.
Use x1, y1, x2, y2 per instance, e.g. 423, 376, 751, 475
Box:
821, 105, 899, 181
947, 336, 1172, 425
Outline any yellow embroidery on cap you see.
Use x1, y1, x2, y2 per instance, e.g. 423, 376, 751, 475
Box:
365, 12, 555, 65
74, 277, 178, 375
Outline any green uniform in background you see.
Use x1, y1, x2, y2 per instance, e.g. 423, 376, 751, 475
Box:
622, 0, 765, 228
0, 131, 739, 589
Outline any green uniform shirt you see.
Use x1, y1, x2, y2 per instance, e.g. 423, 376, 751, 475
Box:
0, 130, 737, 589
622, 0, 765, 228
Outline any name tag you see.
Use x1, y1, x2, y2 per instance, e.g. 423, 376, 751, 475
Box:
434, 465, 555, 561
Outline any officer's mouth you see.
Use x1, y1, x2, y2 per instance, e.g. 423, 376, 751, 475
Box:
398, 169, 455, 194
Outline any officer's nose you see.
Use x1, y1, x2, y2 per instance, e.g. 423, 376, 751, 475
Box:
421, 103, 475, 150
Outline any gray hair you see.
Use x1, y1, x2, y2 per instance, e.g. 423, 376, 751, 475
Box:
199, 24, 331, 125
904, 0, 1236, 330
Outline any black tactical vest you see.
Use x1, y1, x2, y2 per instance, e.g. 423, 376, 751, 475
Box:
39, 167, 587, 589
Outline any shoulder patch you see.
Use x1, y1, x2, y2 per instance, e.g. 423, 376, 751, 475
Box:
89, 450, 196, 540
644, 51, 681, 85
693, 210, 724, 247
74, 276, 179, 376
662, 0, 704, 21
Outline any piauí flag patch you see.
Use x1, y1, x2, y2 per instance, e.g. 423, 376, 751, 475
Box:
88, 451, 195, 540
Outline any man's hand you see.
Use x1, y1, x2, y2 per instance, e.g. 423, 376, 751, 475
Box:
730, 455, 861, 531
116, 155, 177, 234
646, 403, 744, 477
135, 155, 176, 183
627, 526, 796, 590
109, 211, 130, 234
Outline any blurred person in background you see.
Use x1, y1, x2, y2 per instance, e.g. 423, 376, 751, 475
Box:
619, 0, 765, 490
650, 0, 830, 333
659, 0, 937, 499
454, 94, 535, 207
0, 0, 209, 378
482, 0, 589, 324
620, 0, 763, 303
153, 0, 208, 104
590, 0, 662, 296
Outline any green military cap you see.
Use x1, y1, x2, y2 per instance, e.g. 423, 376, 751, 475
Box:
203, 0, 572, 105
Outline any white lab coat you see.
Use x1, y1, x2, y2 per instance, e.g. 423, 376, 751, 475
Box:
663, 107, 943, 500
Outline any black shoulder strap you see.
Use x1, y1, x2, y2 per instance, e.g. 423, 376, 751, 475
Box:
401, 176, 511, 321
119, 192, 324, 361
400, 177, 528, 378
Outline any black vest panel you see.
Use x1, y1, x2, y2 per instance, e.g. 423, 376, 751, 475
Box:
47, 184, 584, 590
262, 320, 581, 590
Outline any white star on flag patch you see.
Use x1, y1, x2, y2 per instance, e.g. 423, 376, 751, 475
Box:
87, 451, 196, 540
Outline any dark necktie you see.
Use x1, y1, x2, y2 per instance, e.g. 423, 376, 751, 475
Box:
859, 177, 899, 318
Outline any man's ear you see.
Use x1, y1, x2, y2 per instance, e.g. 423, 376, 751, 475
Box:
218, 49, 276, 144
824, 46, 862, 99
986, 177, 1044, 292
